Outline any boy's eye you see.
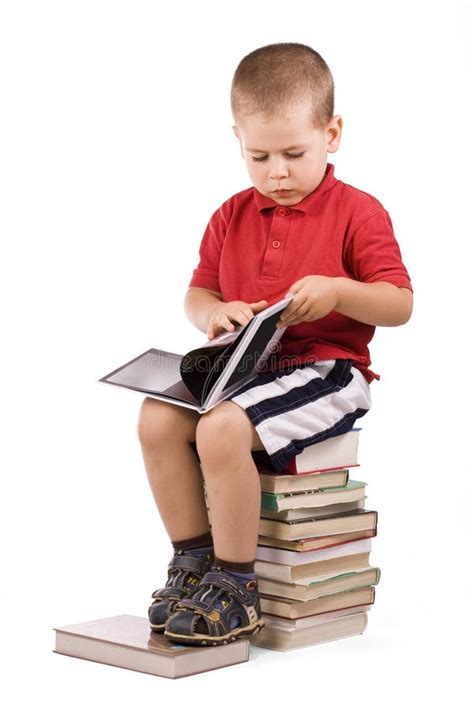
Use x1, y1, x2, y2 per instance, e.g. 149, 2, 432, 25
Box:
251, 152, 305, 162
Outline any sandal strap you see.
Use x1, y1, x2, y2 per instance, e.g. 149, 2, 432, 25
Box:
174, 595, 259, 629
167, 554, 208, 574
200, 570, 254, 604
172, 598, 227, 636
174, 574, 259, 630
174, 598, 217, 615
150, 554, 211, 602
193, 569, 254, 607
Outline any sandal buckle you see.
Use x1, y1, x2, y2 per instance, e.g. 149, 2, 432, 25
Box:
173, 598, 221, 622
203, 608, 221, 622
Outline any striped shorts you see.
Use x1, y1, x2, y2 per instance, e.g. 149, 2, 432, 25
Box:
223, 359, 372, 473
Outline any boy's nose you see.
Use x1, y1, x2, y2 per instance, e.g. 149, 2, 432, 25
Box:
268, 158, 290, 181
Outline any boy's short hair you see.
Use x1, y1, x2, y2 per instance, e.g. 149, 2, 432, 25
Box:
231, 42, 334, 129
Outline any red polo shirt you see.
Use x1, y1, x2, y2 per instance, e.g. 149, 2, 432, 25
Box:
188, 162, 413, 384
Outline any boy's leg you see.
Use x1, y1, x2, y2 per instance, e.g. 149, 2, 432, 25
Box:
162, 402, 266, 644
195, 401, 265, 567
137, 397, 209, 542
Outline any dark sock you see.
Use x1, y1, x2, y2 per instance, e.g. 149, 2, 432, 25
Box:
171, 531, 214, 559
213, 556, 255, 574
212, 556, 257, 586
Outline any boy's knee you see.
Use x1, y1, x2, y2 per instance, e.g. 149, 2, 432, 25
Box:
137, 397, 188, 448
195, 402, 247, 461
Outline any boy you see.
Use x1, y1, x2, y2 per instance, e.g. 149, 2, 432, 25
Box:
138, 43, 413, 646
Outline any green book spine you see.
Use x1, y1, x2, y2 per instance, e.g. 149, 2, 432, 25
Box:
260, 480, 367, 512
306, 567, 381, 588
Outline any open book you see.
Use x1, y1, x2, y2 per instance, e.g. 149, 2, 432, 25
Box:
98, 294, 294, 413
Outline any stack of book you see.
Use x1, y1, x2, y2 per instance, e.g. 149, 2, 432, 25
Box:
250, 427, 380, 651
206, 426, 380, 652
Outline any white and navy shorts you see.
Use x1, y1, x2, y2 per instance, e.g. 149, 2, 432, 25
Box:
224, 359, 372, 473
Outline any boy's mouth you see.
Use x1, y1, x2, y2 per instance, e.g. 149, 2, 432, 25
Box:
272, 189, 292, 195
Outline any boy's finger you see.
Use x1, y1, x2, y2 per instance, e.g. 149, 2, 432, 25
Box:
237, 308, 255, 323
249, 300, 268, 312
280, 296, 308, 322
231, 308, 252, 326
221, 315, 235, 332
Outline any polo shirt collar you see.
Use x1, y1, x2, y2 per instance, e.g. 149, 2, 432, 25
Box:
253, 162, 337, 214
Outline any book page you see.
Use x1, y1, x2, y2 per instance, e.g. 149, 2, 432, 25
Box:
104, 349, 184, 393
203, 294, 294, 408
198, 327, 243, 348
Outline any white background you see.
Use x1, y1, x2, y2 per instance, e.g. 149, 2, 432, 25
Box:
1, 0, 472, 707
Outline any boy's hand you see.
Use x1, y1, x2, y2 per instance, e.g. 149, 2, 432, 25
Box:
207, 300, 268, 340
276, 276, 340, 327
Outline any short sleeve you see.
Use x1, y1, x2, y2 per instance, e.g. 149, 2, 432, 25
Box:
343, 209, 413, 292
188, 207, 226, 292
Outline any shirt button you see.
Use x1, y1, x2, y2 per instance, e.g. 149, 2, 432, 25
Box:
277, 208, 286, 216
272, 240, 281, 248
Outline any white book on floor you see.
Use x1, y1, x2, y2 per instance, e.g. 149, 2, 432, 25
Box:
53, 615, 249, 679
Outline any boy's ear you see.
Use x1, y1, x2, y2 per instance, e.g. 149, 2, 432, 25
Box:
326, 115, 343, 153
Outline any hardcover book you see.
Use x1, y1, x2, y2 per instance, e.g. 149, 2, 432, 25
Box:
252, 427, 361, 474
260, 480, 367, 513
98, 295, 293, 413
252, 610, 368, 651
257, 508, 378, 541
260, 585, 376, 619
53, 615, 249, 679
257, 467, 350, 493
257, 567, 381, 601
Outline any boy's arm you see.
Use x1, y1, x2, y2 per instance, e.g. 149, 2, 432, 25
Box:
184, 287, 223, 334
334, 278, 413, 327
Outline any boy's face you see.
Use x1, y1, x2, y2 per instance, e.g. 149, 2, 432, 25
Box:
233, 102, 342, 206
